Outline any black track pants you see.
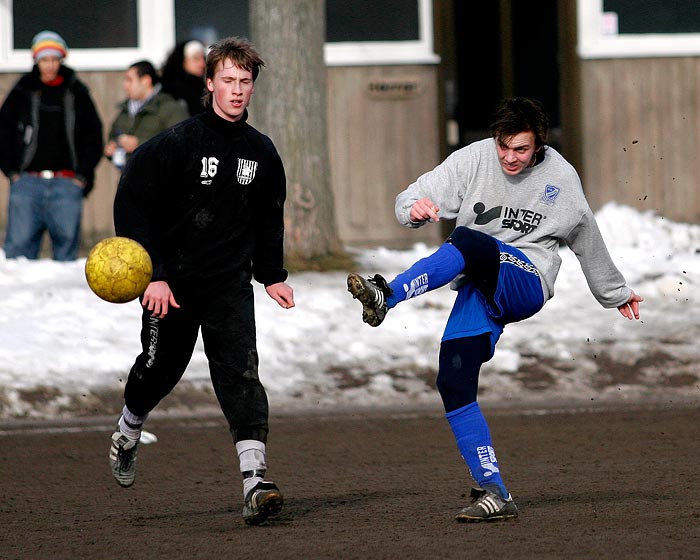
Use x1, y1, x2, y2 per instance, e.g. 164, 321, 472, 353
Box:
124, 274, 269, 443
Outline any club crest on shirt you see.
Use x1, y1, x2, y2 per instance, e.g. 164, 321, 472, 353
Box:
541, 184, 560, 205
237, 158, 258, 185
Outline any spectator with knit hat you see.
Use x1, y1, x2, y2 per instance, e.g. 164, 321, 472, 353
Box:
0, 30, 103, 261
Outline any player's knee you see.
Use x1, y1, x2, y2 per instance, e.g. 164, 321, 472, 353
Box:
435, 372, 455, 399
436, 370, 477, 410
446, 226, 498, 262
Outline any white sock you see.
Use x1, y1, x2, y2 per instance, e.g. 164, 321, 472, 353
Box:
236, 440, 267, 497
118, 405, 148, 441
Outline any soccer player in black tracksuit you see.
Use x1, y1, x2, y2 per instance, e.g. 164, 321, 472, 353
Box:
109, 37, 295, 526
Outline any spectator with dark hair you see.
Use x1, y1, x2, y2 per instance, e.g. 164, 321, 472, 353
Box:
104, 60, 187, 170
161, 40, 207, 116
0, 30, 103, 261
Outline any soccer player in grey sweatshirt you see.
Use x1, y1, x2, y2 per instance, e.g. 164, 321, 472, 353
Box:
347, 97, 643, 522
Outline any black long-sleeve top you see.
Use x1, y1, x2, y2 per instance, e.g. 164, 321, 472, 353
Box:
0, 65, 103, 194
113, 107, 288, 286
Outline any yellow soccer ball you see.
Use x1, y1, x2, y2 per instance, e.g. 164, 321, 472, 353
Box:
85, 237, 153, 303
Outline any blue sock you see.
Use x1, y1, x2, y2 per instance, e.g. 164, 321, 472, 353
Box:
446, 402, 508, 498
387, 242, 464, 308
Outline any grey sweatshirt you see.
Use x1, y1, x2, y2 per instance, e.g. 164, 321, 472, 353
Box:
395, 138, 631, 308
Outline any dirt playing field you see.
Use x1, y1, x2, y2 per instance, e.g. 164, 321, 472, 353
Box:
1, 402, 699, 559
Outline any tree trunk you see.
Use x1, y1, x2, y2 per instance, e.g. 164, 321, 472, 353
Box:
249, 0, 348, 269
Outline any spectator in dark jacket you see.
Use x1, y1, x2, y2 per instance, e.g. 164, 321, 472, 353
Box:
161, 40, 207, 116
104, 60, 188, 170
0, 30, 103, 261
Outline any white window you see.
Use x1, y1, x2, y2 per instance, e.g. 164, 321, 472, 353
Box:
578, 0, 700, 58
324, 0, 439, 66
0, 0, 438, 72
0, 0, 174, 71
174, 0, 248, 45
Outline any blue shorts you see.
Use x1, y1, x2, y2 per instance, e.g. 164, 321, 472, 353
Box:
442, 240, 545, 359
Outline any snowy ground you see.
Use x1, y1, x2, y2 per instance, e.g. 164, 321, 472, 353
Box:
1, 203, 699, 419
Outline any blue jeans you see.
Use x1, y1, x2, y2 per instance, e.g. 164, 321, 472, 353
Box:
4, 174, 84, 261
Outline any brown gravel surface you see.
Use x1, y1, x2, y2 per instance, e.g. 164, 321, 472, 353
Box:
1, 402, 699, 559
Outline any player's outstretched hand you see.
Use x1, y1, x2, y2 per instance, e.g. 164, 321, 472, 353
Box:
617, 290, 643, 320
266, 282, 295, 309
142, 280, 180, 319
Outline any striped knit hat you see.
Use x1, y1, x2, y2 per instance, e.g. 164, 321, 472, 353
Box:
31, 31, 67, 61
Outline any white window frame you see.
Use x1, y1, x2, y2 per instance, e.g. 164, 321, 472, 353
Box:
324, 0, 439, 66
0, 0, 439, 72
0, 0, 174, 71
578, 0, 700, 59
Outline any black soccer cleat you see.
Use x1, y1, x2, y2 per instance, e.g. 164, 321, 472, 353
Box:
347, 273, 393, 327
242, 481, 284, 525
455, 487, 519, 522
109, 430, 139, 488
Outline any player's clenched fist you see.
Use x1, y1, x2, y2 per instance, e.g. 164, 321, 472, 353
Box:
410, 197, 440, 223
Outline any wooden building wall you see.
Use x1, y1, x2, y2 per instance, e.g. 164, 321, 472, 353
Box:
578, 57, 700, 224
326, 65, 441, 247
0, 65, 441, 252
6, 55, 697, 253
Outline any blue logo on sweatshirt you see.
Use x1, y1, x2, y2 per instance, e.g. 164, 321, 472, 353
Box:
541, 184, 560, 205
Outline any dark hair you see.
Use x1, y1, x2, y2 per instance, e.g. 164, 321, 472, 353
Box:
129, 60, 159, 86
161, 41, 188, 84
490, 97, 549, 149
203, 37, 264, 107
